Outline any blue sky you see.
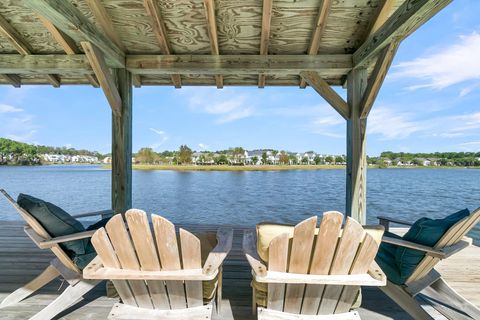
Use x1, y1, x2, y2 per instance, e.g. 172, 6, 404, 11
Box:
1, 1, 479, 156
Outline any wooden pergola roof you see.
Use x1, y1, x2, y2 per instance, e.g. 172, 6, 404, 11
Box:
0, 0, 447, 89
0, 0, 452, 222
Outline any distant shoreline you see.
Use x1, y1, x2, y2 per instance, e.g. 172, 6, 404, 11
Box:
99, 164, 480, 171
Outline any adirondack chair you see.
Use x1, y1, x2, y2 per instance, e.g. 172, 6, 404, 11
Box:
83, 209, 233, 319
243, 211, 386, 320
0, 189, 113, 320
377, 207, 480, 320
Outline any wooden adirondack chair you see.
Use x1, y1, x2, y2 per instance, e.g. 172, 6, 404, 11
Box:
243, 211, 386, 320
83, 209, 233, 319
0, 189, 113, 320
377, 207, 480, 320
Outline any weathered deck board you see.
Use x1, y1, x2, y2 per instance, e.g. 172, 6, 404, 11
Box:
0, 220, 479, 319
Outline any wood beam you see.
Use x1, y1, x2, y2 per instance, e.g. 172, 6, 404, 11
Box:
360, 42, 399, 118
203, 0, 223, 89
368, 0, 396, 36
300, 71, 349, 120
353, 0, 451, 67
112, 69, 132, 215
0, 14, 33, 55
346, 68, 368, 224
132, 74, 142, 88
38, 15, 99, 88
300, 0, 332, 88
127, 54, 352, 76
258, 0, 273, 88
0, 54, 352, 77
85, 0, 125, 51
143, 0, 181, 88
45, 74, 60, 87
1, 74, 21, 88
24, 0, 125, 68
81, 42, 122, 116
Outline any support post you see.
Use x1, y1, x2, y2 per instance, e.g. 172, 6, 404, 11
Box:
111, 69, 132, 214
346, 68, 368, 224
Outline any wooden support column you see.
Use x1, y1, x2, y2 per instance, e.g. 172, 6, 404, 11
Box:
111, 69, 132, 215
346, 68, 368, 224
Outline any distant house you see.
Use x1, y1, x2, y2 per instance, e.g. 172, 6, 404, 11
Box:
414, 158, 430, 166
103, 157, 111, 164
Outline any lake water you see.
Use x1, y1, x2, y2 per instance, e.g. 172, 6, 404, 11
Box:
0, 165, 479, 243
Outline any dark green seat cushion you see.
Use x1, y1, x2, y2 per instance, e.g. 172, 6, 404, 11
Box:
17, 193, 111, 270
375, 232, 404, 285
395, 208, 470, 282
17, 193, 88, 257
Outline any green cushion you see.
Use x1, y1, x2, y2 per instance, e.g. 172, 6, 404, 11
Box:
375, 232, 404, 285
17, 193, 88, 257
395, 209, 470, 282
72, 217, 112, 269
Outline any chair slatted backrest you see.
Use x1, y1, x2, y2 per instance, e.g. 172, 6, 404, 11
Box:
0, 189, 80, 273
406, 208, 480, 284
266, 212, 382, 316
91, 209, 206, 310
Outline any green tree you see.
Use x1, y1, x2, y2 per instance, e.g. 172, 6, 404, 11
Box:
279, 151, 289, 165
177, 145, 192, 164
289, 154, 298, 165
136, 148, 156, 164
231, 147, 245, 164
252, 156, 258, 165
325, 156, 334, 164
313, 155, 322, 165
261, 151, 267, 165
216, 154, 228, 164
335, 156, 344, 164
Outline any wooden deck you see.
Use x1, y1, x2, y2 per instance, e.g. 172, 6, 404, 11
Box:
0, 220, 479, 319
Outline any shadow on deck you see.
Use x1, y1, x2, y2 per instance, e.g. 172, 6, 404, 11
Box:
0, 221, 479, 319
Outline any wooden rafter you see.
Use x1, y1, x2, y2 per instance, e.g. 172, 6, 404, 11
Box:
299, 0, 332, 88
0, 13, 61, 87
0, 54, 352, 76
354, 0, 452, 67
203, 0, 223, 89
132, 75, 142, 88
143, 0, 181, 88
360, 41, 399, 118
1, 74, 21, 88
368, 0, 396, 36
23, 0, 125, 68
81, 42, 122, 116
258, 0, 273, 88
38, 15, 99, 88
86, 0, 125, 51
300, 71, 349, 120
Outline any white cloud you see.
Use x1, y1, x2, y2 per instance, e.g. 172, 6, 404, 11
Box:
149, 128, 168, 149
393, 32, 480, 93
458, 141, 480, 151
0, 104, 23, 113
198, 143, 209, 150
368, 108, 424, 140
186, 89, 254, 124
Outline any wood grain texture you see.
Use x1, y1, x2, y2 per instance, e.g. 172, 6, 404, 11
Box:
1, 74, 21, 87
346, 68, 368, 224
111, 69, 132, 215
180, 228, 203, 308
203, 0, 223, 88
267, 233, 289, 311
86, 0, 125, 51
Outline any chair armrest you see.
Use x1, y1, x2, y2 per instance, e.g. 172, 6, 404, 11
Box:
24, 226, 96, 249
442, 238, 471, 258
72, 209, 114, 219
377, 216, 413, 231
382, 236, 445, 258
202, 227, 234, 275
242, 230, 267, 277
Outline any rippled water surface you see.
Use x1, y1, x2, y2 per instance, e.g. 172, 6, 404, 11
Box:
0, 165, 478, 243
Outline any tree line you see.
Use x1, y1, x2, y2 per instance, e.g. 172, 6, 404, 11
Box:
0, 138, 103, 165
371, 151, 480, 167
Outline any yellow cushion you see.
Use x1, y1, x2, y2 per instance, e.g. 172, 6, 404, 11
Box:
253, 222, 384, 309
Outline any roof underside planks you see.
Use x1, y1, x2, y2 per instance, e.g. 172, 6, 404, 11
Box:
0, 0, 451, 89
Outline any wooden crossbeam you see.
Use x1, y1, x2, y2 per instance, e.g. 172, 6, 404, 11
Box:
353, 0, 452, 67
360, 42, 398, 118
38, 15, 99, 87
132, 74, 142, 88
300, 71, 349, 120
258, 0, 273, 88
0, 13, 61, 88
24, 0, 125, 68
143, 0, 181, 88
1, 74, 21, 88
299, 0, 332, 88
368, 0, 396, 36
81, 42, 122, 116
0, 54, 352, 77
128, 54, 352, 76
203, 0, 223, 89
